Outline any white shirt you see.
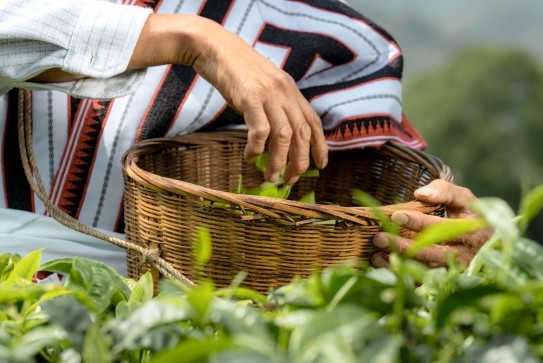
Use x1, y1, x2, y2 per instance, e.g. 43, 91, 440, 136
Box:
0, 0, 152, 99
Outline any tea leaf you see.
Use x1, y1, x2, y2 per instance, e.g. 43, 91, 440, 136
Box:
299, 191, 315, 204
517, 184, 543, 233
254, 152, 268, 173
4, 249, 42, 285
301, 169, 320, 178
67, 258, 130, 312
407, 219, 487, 257
436, 285, 503, 328
194, 227, 212, 269
150, 337, 235, 363
82, 324, 111, 363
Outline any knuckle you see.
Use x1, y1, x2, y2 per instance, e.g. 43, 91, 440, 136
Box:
239, 82, 268, 107
271, 70, 294, 88
274, 124, 293, 142
289, 158, 310, 175
294, 122, 312, 141
251, 124, 270, 139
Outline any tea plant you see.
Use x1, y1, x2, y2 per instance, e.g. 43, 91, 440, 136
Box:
1, 187, 543, 362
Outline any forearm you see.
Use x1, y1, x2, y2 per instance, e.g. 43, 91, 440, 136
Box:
30, 14, 211, 83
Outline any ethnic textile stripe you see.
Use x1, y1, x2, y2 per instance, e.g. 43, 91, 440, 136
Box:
0, 0, 426, 233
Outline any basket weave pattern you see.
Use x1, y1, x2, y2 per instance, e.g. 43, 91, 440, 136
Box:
122, 131, 453, 292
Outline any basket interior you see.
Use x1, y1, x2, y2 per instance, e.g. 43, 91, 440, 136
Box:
135, 140, 435, 207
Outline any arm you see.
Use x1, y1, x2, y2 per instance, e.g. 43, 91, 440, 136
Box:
127, 14, 329, 184
5, 5, 328, 183
372, 179, 493, 267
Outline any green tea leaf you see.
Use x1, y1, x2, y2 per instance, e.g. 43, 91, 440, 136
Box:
4, 249, 42, 285
39, 258, 75, 275
130, 271, 154, 304
194, 227, 212, 269
518, 184, 543, 233
458, 335, 539, 363
299, 191, 315, 204
10, 326, 67, 362
255, 152, 268, 173
150, 337, 235, 363
82, 324, 111, 363
214, 287, 267, 304
473, 198, 519, 242
510, 238, 543, 279
301, 169, 320, 178
435, 285, 503, 328
407, 219, 487, 257
67, 258, 130, 312
187, 280, 214, 321
289, 304, 375, 361
352, 189, 398, 234
109, 300, 189, 351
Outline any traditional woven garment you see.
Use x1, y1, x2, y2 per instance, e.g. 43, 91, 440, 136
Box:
0, 0, 425, 235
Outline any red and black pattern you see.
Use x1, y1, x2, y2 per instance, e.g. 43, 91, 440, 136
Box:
53, 100, 113, 218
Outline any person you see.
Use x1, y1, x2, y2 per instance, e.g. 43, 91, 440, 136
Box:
371, 179, 493, 268
0, 0, 486, 274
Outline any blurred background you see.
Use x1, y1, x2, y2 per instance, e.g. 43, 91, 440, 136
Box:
347, 0, 543, 239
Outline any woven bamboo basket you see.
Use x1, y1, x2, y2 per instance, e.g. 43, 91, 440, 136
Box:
121, 130, 453, 292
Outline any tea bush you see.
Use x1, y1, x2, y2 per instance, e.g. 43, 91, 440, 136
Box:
2, 187, 543, 362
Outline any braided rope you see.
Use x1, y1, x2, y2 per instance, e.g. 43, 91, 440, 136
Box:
17, 89, 194, 287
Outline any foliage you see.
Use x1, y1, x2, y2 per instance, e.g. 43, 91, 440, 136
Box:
2, 190, 543, 362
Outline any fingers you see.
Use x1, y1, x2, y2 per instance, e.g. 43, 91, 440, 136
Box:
243, 105, 270, 163
415, 179, 476, 210
373, 232, 458, 267
242, 74, 328, 184
188, 20, 328, 183
391, 210, 446, 232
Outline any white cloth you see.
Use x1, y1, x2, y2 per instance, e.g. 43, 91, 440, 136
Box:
0, 209, 127, 274
0, 0, 152, 99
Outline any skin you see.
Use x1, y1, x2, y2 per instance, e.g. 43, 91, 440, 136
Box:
371, 179, 493, 268
30, 14, 329, 184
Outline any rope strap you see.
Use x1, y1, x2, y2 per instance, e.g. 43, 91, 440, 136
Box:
17, 89, 194, 287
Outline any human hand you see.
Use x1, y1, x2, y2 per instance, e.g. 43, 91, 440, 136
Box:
371, 179, 493, 268
186, 18, 328, 184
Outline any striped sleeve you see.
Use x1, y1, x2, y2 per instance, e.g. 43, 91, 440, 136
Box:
0, 0, 152, 98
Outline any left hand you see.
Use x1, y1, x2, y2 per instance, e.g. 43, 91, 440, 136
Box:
371, 179, 493, 268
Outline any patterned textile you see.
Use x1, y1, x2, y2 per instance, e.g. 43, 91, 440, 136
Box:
0, 0, 426, 234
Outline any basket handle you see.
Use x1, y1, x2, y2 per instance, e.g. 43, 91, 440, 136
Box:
16, 89, 194, 286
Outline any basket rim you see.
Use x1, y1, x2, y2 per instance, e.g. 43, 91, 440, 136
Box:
121, 131, 453, 224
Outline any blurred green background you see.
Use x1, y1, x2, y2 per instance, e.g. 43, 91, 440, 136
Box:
347, 0, 543, 239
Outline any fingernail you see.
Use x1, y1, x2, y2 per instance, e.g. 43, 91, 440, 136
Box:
269, 172, 280, 183
373, 234, 390, 249
321, 155, 328, 169
286, 175, 300, 185
371, 253, 389, 267
415, 185, 436, 197
391, 212, 408, 226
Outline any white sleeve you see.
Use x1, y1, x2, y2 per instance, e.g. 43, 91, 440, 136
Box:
0, 0, 153, 99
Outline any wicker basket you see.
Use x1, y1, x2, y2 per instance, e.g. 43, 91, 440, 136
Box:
122, 130, 453, 292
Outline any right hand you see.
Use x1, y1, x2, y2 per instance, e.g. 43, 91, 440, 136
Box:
131, 14, 329, 184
